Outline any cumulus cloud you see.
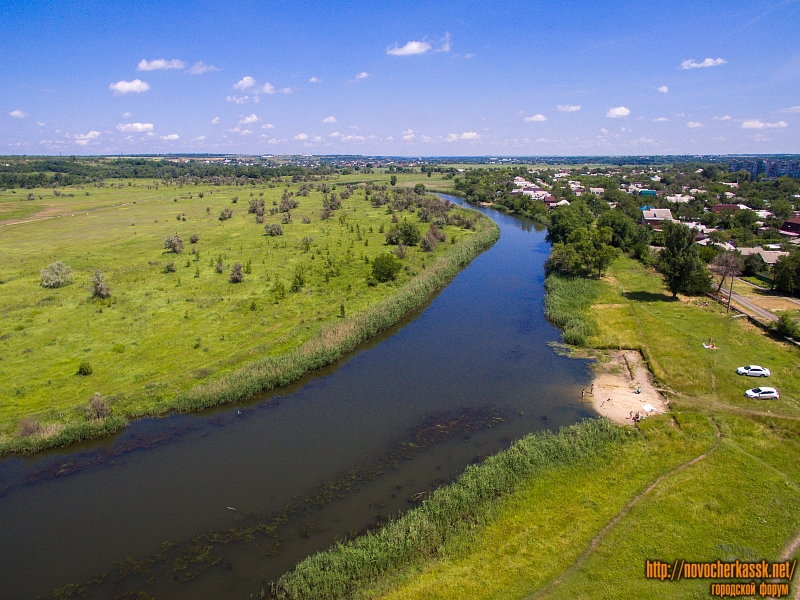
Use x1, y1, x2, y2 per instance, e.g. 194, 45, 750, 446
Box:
226, 95, 250, 104
680, 58, 726, 69
9, 109, 27, 119
387, 40, 432, 56
262, 123, 274, 129
329, 131, 341, 137
137, 58, 186, 71
445, 132, 481, 141
74, 130, 101, 145
355, 72, 369, 80
37, 121, 46, 126
109, 79, 150, 95
658, 86, 669, 93
122, 112, 132, 118
211, 117, 220, 125
778, 106, 800, 113
524, 114, 547, 122
240, 129, 253, 135
686, 121, 703, 128
116, 122, 154, 132
294, 133, 309, 140
234, 76, 256, 90
402, 128, 415, 140
160, 133, 180, 141
323, 116, 337, 123
193, 135, 206, 141
606, 106, 630, 118
713, 115, 732, 120
238, 114, 260, 125
653, 117, 668, 122
741, 120, 788, 129
557, 105, 581, 112
309, 76, 321, 83
188, 61, 219, 75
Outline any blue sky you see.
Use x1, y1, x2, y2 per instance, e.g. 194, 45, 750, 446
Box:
2, 0, 799, 156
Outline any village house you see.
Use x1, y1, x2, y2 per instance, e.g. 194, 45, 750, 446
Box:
642, 208, 674, 229
779, 217, 800, 238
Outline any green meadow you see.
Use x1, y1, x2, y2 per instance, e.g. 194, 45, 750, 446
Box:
0, 174, 495, 451
274, 256, 800, 600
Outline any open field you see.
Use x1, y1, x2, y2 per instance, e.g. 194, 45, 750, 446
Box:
275, 256, 800, 600
0, 174, 496, 451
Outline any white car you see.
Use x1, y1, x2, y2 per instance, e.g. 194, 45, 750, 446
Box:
745, 387, 779, 399
736, 365, 771, 377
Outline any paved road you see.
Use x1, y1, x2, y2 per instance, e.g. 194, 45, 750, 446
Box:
726, 290, 779, 323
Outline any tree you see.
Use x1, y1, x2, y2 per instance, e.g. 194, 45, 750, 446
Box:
229, 263, 244, 283
546, 203, 594, 244
657, 221, 711, 297
91, 270, 111, 299
773, 253, 800, 295
770, 198, 794, 221
390, 175, 397, 186
40, 262, 73, 288
709, 251, 743, 292
372, 253, 401, 282
163, 234, 184, 253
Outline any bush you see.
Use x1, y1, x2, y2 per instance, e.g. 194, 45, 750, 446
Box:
215, 260, 224, 274
164, 262, 176, 273
229, 263, 244, 283
85, 393, 110, 420
189, 234, 199, 244
163, 234, 184, 253
91, 270, 111, 299
77, 360, 93, 376
40, 262, 73, 288
219, 208, 233, 221
265, 223, 283, 236
776, 314, 799, 339
399, 220, 421, 246
392, 243, 406, 259
290, 267, 305, 292
372, 253, 401, 282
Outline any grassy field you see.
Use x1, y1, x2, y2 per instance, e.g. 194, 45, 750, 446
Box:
0, 173, 496, 451
276, 256, 800, 600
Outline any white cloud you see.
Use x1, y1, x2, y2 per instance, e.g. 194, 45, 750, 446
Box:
294, 133, 309, 140
239, 114, 260, 125
188, 61, 220, 75
262, 123, 274, 129
160, 133, 180, 141
680, 58, 726, 70
340, 134, 365, 142
524, 114, 547, 122
226, 95, 250, 104
323, 116, 337, 123
658, 85, 669, 94
312, 135, 322, 142
193, 135, 206, 141
557, 105, 581, 112
137, 58, 186, 71
387, 40, 432, 56
234, 76, 256, 90
402, 128, 415, 140
74, 130, 101, 146
713, 115, 732, 120
211, 117, 220, 125
777, 106, 800, 113
687, 121, 703, 128
37, 121, 46, 126
329, 131, 341, 137
122, 112, 132, 118
109, 79, 150, 95
464, 53, 475, 59
240, 129, 253, 136
355, 72, 369, 80
386, 135, 393, 141
653, 117, 668, 122
309, 76, 321, 83
9, 109, 28, 119
445, 132, 481, 141
741, 120, 788, 129
607, 106, 631, 118
437, 32, 451, 52
116, 122, 154, 132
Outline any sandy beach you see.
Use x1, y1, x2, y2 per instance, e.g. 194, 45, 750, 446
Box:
585, 350, 669, 425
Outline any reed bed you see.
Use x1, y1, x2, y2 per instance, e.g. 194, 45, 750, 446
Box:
543, 274, 602, 346
272, 417, 631, 599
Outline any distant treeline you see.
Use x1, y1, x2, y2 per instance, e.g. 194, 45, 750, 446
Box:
0, 157, 329, 188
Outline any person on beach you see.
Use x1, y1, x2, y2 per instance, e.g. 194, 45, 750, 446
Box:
590, 384, 594, 396
581, 389, 585, 399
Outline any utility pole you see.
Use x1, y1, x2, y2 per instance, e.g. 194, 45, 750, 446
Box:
727, 275, 734, 313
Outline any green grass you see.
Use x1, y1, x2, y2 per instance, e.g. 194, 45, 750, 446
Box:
0, 175, 496, 452
274, 255, 800, 600
543, 274, 603, 346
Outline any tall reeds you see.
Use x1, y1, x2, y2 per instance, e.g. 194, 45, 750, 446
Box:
272, 418, 631, 599
543, 273, 602, 346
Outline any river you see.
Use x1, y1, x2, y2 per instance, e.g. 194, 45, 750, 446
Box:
0, 197, 595, 599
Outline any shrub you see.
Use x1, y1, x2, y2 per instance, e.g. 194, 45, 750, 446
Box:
18, 417, 40, 437
229, 263, 244, 283
91, 270, 111, 299
265, 223, 283, 236
776, 314, 799, 339
219, 208, 233, 221
281, 212, 292, 224
399, 220, 421, 246
372, 253, 401, 282
271, 279, 286, 299
163, 234, 184, 253
393, 244, 407, 259
77, 360, 93, 376
302, 215, 311, 224
189, 234, 199, 244
420, 233, 437, 252
290, 267, 305, 292
215, 260, 224, 274
231, 196, 238, 203
85, 393, 110, 420
164, 262, 176, 273
40, 262, 73, 288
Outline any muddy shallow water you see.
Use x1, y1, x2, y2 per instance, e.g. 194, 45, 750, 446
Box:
0, 197, 595, 599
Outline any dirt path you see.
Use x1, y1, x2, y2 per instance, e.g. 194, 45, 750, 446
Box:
525, 418, 722, 599
589, 350, 668, 425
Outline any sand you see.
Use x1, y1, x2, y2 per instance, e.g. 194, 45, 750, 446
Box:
585, 350, 669, 426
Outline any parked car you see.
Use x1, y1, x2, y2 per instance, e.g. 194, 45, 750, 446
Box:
736, 365, 771, 377
745, 387, 779, 399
